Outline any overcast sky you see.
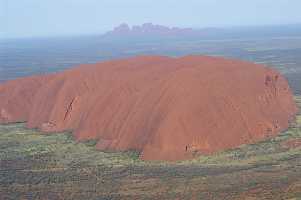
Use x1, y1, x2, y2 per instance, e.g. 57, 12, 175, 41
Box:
2, 0, 301, 39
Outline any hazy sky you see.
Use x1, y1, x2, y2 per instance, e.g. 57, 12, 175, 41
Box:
2, 0, 301, 39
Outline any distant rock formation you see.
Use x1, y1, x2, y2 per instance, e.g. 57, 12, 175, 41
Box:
103, 23, 209, 38
0, 56, 298, 161
102, 23, 301, 42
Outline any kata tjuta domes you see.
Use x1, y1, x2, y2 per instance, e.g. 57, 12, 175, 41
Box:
0, 56, 298, 161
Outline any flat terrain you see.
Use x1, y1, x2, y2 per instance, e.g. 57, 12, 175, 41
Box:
1, 35, 301, 95
0, 96, 300, 200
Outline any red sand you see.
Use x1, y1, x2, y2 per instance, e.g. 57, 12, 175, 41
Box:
0, 56, 298, 161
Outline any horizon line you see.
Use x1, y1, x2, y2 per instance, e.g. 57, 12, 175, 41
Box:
2, 23, 301, 40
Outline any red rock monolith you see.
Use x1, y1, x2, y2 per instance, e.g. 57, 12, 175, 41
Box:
0, 56, 298, 161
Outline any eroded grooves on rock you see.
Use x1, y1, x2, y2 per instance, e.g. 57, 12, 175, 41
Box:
0, 56, 298, 161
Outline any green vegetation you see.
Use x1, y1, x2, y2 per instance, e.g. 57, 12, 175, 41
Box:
0, 96, 300, 199
0, 123, 144, 168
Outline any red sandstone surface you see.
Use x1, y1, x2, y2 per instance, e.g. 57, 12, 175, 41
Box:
0, 56, 298, 161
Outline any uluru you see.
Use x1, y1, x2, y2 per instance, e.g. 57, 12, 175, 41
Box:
0, 55, 298, 161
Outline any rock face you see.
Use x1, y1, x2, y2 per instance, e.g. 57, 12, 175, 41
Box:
0, 56, 298, 161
